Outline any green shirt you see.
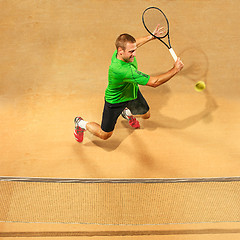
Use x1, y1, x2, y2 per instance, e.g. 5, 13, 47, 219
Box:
105, 50, 150, 104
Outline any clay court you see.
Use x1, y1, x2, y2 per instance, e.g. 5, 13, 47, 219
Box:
0, 0, 240, 239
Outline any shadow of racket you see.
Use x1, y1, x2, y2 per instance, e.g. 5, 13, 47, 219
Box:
141, 47, 218, 130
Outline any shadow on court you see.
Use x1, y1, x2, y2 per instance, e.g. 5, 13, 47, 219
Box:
143, 88, 218, 130
83, 121, 135, 152
81, 87, 217, 152
78, 47, 217, 152
143, 47, 217, 130
1, 228, 240, 237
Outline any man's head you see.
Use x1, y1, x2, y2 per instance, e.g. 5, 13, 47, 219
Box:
115, 34, 137, 63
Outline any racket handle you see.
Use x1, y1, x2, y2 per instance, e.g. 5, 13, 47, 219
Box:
169, 48, 178, 62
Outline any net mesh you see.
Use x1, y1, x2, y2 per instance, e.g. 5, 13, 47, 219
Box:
1, 177, 240, 225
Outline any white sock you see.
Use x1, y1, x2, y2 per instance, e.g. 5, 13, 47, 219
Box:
125, 109, 132, 117
78, 120, 88, 129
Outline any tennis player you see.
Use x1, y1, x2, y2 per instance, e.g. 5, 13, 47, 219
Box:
74, 28, 184, 142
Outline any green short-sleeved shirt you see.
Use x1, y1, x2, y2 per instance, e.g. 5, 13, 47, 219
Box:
105, 50, 150, 104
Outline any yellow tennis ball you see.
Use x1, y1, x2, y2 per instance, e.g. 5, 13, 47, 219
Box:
195, 81, 206, 92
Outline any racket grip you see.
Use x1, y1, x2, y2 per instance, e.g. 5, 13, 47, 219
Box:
169, 48, 178, 62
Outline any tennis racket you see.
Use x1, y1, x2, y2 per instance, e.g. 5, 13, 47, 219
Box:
142, 6, 178, 62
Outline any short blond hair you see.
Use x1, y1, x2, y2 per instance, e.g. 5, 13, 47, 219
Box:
115, 34, 136, 51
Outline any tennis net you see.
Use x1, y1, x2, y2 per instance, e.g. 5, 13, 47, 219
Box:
1, 176, 240, 225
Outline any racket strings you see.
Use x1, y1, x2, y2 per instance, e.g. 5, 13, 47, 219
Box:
143, 8, 169, 38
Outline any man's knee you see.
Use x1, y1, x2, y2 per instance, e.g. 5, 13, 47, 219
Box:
101, 131, 113, 140
142, 111, 150, 119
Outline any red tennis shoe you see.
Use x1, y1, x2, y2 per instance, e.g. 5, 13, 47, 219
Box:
128, 116, 140, 129
121, 109, 140, 129
74, 117, 85, 143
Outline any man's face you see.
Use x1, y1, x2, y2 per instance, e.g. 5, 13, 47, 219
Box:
119, 42, 137, 63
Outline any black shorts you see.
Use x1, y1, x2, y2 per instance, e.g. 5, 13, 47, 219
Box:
101, 90, 149, 132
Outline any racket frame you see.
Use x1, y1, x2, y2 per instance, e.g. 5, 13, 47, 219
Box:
142, 6, 177, 61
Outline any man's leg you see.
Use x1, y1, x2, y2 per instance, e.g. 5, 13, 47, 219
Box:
136, 110, 150, 119
86, 122, 113, 140
74, 100, 126, 142
122, 89, 150, 128
74, 117, 112, 142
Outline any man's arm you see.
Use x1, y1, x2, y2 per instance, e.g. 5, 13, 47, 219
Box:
146, 58, 184, 88
136, 35, 154, 48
